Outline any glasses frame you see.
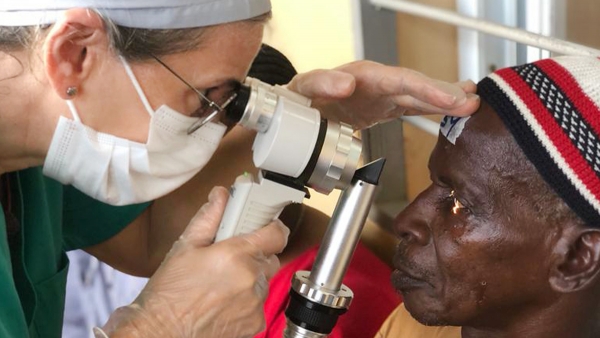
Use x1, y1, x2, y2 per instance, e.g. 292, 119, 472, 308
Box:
149, 54, 238, 134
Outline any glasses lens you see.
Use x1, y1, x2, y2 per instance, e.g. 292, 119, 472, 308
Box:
187, 91, 239, 134
195, 83, 240, 115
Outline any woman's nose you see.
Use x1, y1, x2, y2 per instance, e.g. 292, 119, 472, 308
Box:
393, 188, 433, 246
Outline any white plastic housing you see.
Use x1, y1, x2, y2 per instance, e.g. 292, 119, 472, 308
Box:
252, 97, 321, 178
214, 172, 306, 242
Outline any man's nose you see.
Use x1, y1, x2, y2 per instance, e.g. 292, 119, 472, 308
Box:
393, 188, 433, 247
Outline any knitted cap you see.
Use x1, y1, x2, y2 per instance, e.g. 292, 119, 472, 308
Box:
478, 56, 600, 227
0, 0, 271, 29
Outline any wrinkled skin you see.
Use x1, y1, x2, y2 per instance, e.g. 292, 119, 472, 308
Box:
391, 101, 600, 337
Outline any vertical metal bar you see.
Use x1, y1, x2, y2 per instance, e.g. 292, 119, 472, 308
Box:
358, 0, 406, 233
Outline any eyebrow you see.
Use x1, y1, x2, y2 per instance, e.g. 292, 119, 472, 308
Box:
152, 54, 242, 94
428, 157, 472, 196
430, 171, 453, 188
427, 155, 439, 182
426, 141, 491, 211
216, 79, 242, 90
200, 79, 242, 99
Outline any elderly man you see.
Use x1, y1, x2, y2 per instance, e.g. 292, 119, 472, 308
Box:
377, 55, 600, 338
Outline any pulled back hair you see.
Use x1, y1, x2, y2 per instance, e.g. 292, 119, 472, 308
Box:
0, 26, 40, 51
0, 10, 270, 60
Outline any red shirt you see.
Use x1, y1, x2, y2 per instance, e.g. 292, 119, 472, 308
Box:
255, 242, 402, 338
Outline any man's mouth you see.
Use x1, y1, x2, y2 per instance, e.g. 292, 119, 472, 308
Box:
391, 268, 429, 292
392, 242, 433, 292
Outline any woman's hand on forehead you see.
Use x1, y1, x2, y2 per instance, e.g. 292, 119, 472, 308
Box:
286, 60, 480, 129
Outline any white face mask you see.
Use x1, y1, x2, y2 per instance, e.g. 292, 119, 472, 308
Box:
43, 57, 226, 205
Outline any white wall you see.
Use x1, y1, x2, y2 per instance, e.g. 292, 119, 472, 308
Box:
263, 0, 357, 73
262, 0, 358, 215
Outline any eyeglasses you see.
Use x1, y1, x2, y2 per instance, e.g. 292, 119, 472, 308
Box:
150, 54, 238, 134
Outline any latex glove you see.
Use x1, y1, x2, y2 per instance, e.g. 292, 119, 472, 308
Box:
286, 60, 480, 129
100, 186, 289, 338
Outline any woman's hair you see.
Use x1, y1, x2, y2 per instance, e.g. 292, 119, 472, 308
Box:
0, 10, 270, 60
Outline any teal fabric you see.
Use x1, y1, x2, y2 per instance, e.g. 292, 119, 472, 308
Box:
0, 207, 29, 338
62, 184, 150, 251
0, 167, 150, 337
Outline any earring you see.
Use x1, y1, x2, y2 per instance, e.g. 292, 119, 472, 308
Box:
66, 87, 78, 97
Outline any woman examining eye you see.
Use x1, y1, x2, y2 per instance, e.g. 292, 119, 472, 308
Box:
0, 1, 478, 337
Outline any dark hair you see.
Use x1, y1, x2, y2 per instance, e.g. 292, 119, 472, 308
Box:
248, 44, 297, 85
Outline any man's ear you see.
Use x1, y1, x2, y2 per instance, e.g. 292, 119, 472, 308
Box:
549, 227, 600, 293
43, 8, 110, 99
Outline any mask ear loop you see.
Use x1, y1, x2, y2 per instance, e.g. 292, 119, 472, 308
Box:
119, 55, 154, 117
64, 57, 154, 122
65, 100, 82, 123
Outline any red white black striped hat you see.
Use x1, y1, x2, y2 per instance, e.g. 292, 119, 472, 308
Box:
478, 56, 600, 227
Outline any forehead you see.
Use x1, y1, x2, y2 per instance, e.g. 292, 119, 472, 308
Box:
429, 101, 538, 197
432, 102, 508, 170
160, 21, 264, 82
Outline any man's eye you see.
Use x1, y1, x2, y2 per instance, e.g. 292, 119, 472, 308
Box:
449, 190, 470, 215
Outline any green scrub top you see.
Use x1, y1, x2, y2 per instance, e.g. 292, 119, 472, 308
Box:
0, 167, 150, 337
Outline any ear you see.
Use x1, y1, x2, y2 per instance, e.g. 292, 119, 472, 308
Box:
43, 8, 110, 99
549, 227, 600, 293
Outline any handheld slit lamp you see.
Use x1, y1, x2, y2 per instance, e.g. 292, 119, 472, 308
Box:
214, 77, 385, 337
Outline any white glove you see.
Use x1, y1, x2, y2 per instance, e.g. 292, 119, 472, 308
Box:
286, 60, 480, 129
100, 186, 289, 338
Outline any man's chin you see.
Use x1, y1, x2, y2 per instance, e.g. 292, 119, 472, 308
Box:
403, 294, 452, 327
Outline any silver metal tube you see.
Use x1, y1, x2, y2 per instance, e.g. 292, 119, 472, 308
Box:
370, 0, 600, 57
283, 320, 327, 338
308, 179, 378, 291
401, 116, 439, 136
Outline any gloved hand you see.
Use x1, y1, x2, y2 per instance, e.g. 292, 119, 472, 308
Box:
100, 186, 289, 338
286, 60, 479, 129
